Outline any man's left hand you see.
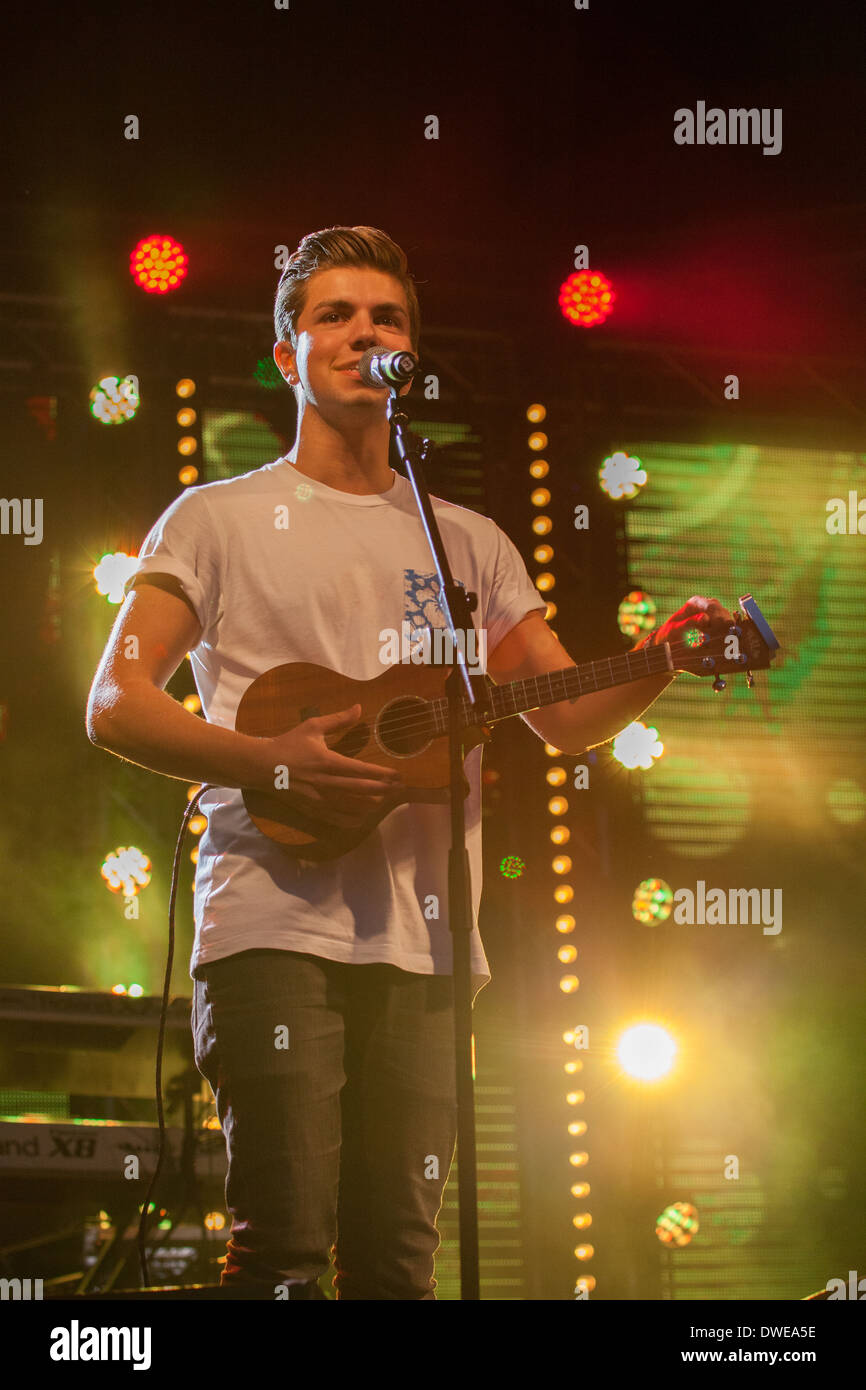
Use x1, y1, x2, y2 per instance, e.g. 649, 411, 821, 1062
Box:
649, 595, 736, 648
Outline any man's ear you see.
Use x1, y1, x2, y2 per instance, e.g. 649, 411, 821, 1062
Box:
273, 340, 297, 384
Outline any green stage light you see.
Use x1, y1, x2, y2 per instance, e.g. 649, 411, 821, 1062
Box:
617, 589, 657, 638
632, 877, 673, 923
656, 1200, 699, 1246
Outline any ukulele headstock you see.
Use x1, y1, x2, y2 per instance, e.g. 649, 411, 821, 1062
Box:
671, 593, 780, 691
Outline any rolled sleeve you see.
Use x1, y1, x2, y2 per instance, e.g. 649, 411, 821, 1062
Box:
483, 522, 548, 655
124, 486, 222, 636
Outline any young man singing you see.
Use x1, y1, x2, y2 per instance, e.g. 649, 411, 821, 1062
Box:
86, 225, 730, 1299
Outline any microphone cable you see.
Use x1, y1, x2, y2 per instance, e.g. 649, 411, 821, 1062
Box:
137, 784, 215, 1289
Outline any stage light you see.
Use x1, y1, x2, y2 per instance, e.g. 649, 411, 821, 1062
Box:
544, 601, 557, 620
526, 404, 547, 423
573, 1213, 592, 1228
568, 1121, 587, 1137
534, 544, 554, 563
574, 1275, 596, 1293
599, 451, 647, 500
179, 464, 199, 486
128, 984, 144, 998
93, 552, 140, 604
574, 1244, 594, 1260
655, 1201, 699, 1247
546, 766, 567, 786
532, 516, 552, 535
559, 975, 579, 993
111, 984, 128, 996
530, 487, 551, 507
187, 784, 203, 801
499, 855, 525, 878
564, 1060, 582, 1074
558, 945, 577, 963
528, 431, 548, 451
612, 721, 664, 770
548, 795, 568, 817
569, 1153, 589, 1167
632, 877, 673, 923
555, 914, 575, 933
535, 572, 555, 591
130, 234, 188, 294
190, 848, 199, 865
558, 269, 615, 327
89, 375, 139, 424
544, 743, 561, 757
101, 846, 152, 897
189, 815, 207, 835
182, 694, 201, 714
552, 855, 572, 875
176, 378, 196, 398
566, 1089, 584, 1104
554, 885, 574, 903
550, 825, 570, 844
177, 407, 197, 427
529, 460, 549, 479
616, 1023, 677, 1081
617, 589, 657, 638
204, 1211, 226, 1232
571, 1183, 590, 1198
178, 435, 198, 456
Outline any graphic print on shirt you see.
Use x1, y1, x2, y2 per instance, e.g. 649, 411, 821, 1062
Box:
404, 569, 447, 656
402, 567, 489, 672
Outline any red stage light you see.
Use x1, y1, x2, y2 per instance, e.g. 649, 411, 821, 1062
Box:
130, 235, 188, 294
558, 270, 615, 327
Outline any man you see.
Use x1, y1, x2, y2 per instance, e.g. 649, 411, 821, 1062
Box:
86, 225, 730, 1299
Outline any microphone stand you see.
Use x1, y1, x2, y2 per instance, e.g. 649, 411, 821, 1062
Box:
386, 387, 489, 1302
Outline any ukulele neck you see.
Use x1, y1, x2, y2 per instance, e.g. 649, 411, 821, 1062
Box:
435, 642, 675, 731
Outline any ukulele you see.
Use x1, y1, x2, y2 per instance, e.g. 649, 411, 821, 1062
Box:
234, 593, 779, 861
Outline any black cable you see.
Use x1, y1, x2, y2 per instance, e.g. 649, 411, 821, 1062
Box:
137, 784, 214, 1289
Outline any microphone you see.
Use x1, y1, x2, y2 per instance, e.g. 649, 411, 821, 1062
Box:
358, 345, 418, 389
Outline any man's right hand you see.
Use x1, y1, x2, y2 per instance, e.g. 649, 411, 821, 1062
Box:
254, 704, 404, 828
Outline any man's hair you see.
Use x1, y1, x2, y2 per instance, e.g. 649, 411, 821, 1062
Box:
274, 225, 420, 351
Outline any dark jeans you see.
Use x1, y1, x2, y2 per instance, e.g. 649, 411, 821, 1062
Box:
192, 948, 458, 1299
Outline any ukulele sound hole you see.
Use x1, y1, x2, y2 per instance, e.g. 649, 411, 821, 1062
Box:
377, 697, 434, 757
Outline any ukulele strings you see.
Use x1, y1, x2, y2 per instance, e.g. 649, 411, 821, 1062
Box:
350, 635, 697, 744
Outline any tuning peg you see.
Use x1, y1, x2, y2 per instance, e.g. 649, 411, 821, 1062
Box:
712, 676, 727, 693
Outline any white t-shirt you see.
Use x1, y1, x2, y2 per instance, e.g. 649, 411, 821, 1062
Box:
125, 456, 547, 997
